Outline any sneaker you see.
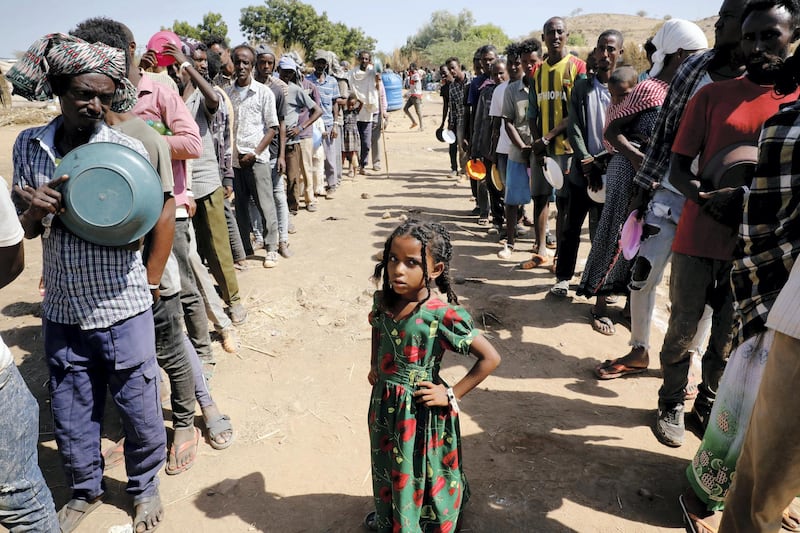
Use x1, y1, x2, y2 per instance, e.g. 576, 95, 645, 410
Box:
449, 170, 458, 178
229, 303, 247, 326
515, 224, 529, 237
252, 237, 264, 250
654, 403, 685, 447
550, 279, 569, 297
325, 186, 337, 199
278, 241, 293, 258
263, 251, 279, 268
373, 165, 382, 171
497, 245, 513, 260
307, 203, 318, 212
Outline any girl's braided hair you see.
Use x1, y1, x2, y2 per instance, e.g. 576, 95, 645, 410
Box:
372, 220, 458, 309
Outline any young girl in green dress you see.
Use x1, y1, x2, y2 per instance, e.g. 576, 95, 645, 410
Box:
366, 220, 501, 532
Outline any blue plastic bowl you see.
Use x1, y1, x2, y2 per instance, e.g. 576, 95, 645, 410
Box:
55, 142, 163, 247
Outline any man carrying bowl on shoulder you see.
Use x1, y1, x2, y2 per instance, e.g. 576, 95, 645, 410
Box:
8, 34, 169, 533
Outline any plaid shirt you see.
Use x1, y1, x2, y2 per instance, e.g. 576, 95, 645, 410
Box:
13, 118, 153, 330
633, 49, 715, 190
732, 99, 800, 343
447, 76, 467, 131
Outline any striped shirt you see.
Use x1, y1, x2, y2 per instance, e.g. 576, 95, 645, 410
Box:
734, 100, 800, 342
13, 118, 153, 330
528, 55, 586, 155
307, 72, 341, 129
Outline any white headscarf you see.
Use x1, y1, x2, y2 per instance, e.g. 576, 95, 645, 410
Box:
649, 19, 709, 77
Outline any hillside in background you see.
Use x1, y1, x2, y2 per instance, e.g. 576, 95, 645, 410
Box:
557, 13, 715, 48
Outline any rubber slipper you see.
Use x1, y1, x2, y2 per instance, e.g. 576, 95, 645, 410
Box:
58, 497, 103, 533
165, 427, 200, 475
545, 233, 557, 249
594, 359, 646, 379
134, 491, 164, 533
102, 437, 125, 470
519, 254, 551, 269
783, 499, 800, 532
679, 494, 719, 533
590, 313, 616, 336
206, 413, 235, 450
684, 381, 699, 400
364, 511, 378, 531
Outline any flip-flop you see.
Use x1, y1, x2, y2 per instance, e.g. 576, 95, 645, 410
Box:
58, 497, 103, 533
165, 427, 200, 475
102, 437, 125, 470
594, 359, 647, 379
206, 413, 235, 450
590, 312, 616, 336
364, 511, 378, 531
519, 254, 551, 269
679, 494, 719, 533
134, 491, 164, 533
783, 499, 800, 532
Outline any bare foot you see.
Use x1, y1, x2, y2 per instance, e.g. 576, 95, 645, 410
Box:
783, 497, 800, 532
133, 492, 164, 533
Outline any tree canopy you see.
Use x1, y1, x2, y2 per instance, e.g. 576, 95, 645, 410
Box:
239, 0, 376, 61
402, 10, 510, 67
170, 12, 229, 45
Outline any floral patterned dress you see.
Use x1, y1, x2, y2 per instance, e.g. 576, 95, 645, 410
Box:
368, 293, 478, 532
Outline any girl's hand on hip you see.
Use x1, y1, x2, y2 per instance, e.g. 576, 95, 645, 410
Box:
412, 381, 448, 407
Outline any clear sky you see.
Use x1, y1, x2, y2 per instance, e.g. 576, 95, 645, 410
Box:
0, 0, 716, 59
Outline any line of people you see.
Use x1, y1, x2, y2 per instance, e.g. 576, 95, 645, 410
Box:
437, 2, 800, 531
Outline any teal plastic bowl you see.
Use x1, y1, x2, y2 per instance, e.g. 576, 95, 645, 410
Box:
55, 142, 163, 247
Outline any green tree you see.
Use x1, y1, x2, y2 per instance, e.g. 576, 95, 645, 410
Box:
404, 9, 476, 51
171, 12, 229, 44
401, 9, 509, 65
240, 0, 375, 60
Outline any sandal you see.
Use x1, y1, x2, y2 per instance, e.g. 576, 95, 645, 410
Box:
590, 310, 616, 336
134, 491, 164, 533
364, 511, 378, 531
519, 254, 551, 269
594, 359, 647, 379
57, 497, 103, 533
783, 498, 800, 532
102, 437, 125, 470
545, 232, 557, 249
205, 413, 235, 450
679, 493, 720, 533
165, 427, 200, 475
477, 218, 490, 226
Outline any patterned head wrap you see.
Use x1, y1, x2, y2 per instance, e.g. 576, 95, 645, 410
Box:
6, 33, 137, 112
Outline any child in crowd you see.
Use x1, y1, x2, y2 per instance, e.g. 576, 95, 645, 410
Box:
341, 94, 362, 177
365, 220, 501, 532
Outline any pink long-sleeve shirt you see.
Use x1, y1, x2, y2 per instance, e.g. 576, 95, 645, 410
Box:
133, 72, 201, 209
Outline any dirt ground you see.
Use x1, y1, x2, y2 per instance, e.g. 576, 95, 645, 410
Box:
0, 94, 701, 533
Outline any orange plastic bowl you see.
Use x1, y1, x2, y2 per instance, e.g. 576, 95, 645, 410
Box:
466, 159, 486, 180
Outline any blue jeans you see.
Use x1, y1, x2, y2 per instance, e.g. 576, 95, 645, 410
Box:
0, 363, 58, 532
271, 160, 289, 244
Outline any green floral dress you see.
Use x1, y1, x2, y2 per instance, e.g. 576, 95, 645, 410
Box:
368, 293, 478, 532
